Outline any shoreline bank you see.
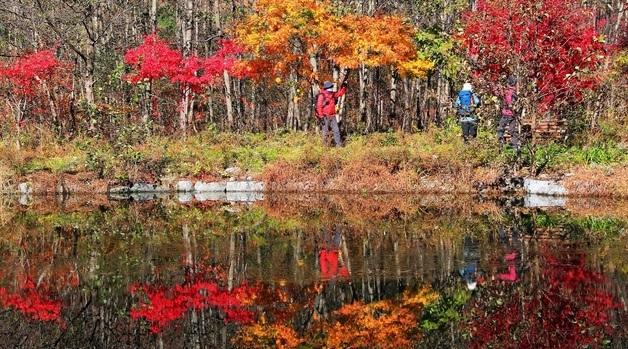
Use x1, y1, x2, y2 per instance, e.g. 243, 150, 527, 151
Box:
7, 165, 627, 199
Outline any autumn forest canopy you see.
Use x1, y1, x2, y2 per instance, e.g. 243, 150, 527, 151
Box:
0, 0, 626, 142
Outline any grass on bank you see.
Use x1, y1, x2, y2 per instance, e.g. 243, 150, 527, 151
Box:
0, 120, 625, 184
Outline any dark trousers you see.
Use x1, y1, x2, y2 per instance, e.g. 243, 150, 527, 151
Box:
497, 115, 520, 148
461, 120, 477, 141
321, 117, 342, 147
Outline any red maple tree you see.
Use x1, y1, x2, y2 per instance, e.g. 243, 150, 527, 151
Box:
0, 49, 71, 138
460, 0, 609, 113
124, 34, 182, 84
0, 49, 62, 95
124, 34, 243, 124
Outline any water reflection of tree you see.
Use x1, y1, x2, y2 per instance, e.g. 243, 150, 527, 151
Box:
464, 246, 620, 349
0, 200, 623, 348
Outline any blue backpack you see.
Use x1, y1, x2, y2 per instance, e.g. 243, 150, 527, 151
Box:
458, 90, 477, 115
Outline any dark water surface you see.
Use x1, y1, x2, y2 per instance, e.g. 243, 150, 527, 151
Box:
0, 194, 625, 348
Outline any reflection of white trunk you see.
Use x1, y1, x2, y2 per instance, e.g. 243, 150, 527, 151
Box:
182, 224, 193, 268
363, 234, 373, 301
394, 239, 401, 282
340, 234, 352, 276
228, 232, 236, 291
294, 231, 302, 284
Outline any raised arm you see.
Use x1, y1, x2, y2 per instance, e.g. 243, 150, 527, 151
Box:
334, 85, 346, 98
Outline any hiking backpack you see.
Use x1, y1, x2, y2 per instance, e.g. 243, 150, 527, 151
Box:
458, 90, 476, 115
501, 88, 516, 116
316, 91, 336, 118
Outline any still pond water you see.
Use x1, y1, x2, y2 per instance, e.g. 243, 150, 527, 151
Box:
0, 194, 625, 348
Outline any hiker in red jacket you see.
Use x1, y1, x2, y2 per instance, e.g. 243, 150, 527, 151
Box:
497, 75, 520, 150
316, 81, 346, 147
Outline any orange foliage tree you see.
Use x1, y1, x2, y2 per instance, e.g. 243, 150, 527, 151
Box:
235, 0, 432, 79
234, 0, 432, 128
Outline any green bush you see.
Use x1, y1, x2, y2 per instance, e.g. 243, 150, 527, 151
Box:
421, 288, 471, 331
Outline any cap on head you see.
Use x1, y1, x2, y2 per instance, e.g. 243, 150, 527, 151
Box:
507, 75, 517, 86
323, 81, 334, 90
462, 82, 473, 92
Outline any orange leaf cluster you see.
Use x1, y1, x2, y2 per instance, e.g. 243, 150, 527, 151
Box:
325, 300, 419, 348
324, 287, 437, 348
234, 0, 432, 81
233, 323, 303, 349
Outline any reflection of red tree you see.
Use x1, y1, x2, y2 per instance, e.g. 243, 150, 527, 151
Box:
130, 272, 258, 333
468, 250, 618, 348
0, 278, 62, 323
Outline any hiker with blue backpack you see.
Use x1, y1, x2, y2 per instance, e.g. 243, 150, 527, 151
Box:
455, 82, 481, 143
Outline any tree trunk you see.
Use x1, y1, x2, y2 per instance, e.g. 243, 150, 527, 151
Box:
287, 70, 301, 130
179, 0, 194, 134
149, 0, 157, 32
141, 81, 152, 125
402, 77, 412, 132
213, 0, 234, 130
359, 64, 368, 128
249, 83, 257, 131
84, 62, 95, 106
223, 71, 235, 129
308, 53, 320, 132
390, 70, 398, 128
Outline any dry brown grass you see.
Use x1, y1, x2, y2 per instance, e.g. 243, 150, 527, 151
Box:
564, 165, 628, 198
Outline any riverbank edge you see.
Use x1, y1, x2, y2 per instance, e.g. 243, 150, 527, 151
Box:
7, 165, 627, 198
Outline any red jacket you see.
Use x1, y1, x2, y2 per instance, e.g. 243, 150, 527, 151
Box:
316, 86, 346, 118
319, 249, 349, 280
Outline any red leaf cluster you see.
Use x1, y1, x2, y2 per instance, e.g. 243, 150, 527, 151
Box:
0, 49, 63, 95
124, 34, 243, 92
130, 272, 258, 333
124, 34, 182, 83
460, 0, 609, 112
0, 277, 62, 323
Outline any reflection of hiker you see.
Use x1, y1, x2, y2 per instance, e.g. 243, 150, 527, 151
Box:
455, 82, 481, 143
316, 81, 346, 147
459, 236, 480, 290
497, 225, 521, 282
318, 226, 349, 280
497, 75, 520, 150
